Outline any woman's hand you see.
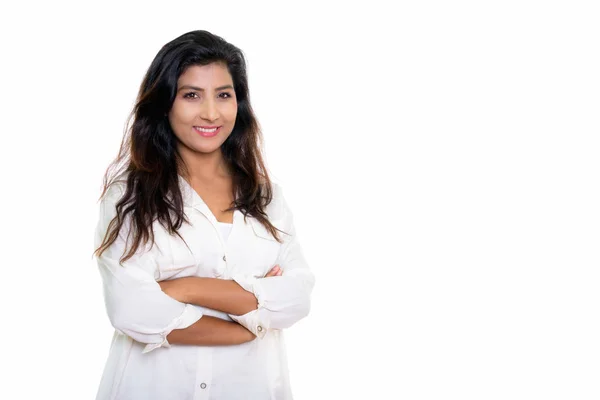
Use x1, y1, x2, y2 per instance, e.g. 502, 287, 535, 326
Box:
264, 264, 283, 277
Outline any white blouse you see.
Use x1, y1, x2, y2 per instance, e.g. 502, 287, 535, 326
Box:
93, 174, 316, 400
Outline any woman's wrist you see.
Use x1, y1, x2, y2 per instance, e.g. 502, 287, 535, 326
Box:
238, 324, 257, 343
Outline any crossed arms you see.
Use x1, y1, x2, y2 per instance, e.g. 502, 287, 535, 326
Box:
94, 187, 315, 354
158, 266, 283, 347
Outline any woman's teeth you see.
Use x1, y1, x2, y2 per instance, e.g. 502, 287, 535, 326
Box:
193, 126, 221, 137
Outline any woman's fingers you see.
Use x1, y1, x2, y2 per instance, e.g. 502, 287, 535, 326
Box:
264, 264, 283, 277
265, 265, 279, 277
264, 267, 276, 277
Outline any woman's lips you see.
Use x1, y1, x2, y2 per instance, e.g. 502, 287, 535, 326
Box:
193, 126, 221, 137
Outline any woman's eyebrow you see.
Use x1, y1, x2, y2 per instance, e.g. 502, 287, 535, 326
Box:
178, 84, 234, 91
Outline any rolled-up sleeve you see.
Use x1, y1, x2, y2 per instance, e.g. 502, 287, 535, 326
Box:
94, 184, 204, 353
229, 187, 316, 337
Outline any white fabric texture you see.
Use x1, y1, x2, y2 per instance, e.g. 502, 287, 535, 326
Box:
217, 221, 233, 243
93, 174, 315, 400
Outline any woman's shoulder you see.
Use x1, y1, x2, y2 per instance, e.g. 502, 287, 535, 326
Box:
97, 175, 130, 216
264, 180, 290, 222
102, 180, 127, 204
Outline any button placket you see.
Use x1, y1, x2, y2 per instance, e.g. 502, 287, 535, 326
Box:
192, 205, 230, 277
192, 346, 213, 400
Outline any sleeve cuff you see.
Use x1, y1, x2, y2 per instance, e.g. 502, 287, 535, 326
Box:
230, 274, 269, 339
229, 309, 269, 339
231, 274, 258, 294
142, 304, 204, 354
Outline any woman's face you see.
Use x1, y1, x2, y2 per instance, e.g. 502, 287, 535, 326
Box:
168, 62, 238, 156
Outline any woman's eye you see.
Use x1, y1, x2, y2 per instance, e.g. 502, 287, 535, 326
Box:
183, 92, 232, 99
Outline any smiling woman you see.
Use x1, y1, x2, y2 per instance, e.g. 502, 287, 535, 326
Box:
168, 63, 238, 151
92, 30, 315, 400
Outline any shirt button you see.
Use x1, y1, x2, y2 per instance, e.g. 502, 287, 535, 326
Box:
200, 383, 207, 389
257, 326, 263, 332
222, 255, 226, 262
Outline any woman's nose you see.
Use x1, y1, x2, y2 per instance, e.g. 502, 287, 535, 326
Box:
200, 98, 219, 121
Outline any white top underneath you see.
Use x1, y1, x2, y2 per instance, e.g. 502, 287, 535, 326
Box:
217, 221, 233, 243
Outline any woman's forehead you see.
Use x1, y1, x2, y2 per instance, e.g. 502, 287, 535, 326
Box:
178, 63, 232, 88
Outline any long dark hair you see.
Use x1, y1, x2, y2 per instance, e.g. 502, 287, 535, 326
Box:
94, 30, 285, 264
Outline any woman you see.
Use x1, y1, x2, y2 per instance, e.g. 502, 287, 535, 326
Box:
93, 30, 315, 400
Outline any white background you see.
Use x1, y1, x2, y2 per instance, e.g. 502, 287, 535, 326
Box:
1, 1, 599, 399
